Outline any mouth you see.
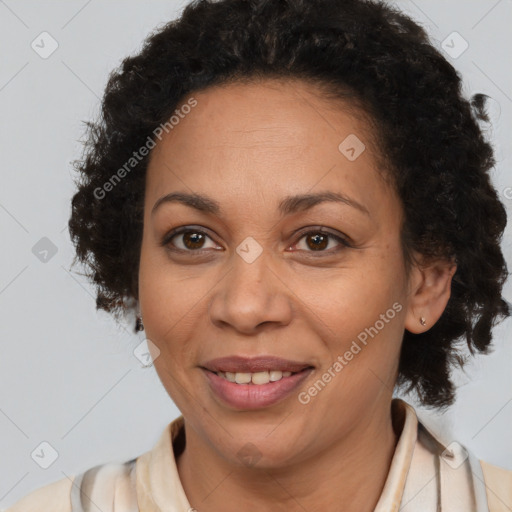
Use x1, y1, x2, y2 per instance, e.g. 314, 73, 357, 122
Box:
200, 356, 314, 410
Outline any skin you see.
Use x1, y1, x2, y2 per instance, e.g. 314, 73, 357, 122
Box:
138, 78, 456, 512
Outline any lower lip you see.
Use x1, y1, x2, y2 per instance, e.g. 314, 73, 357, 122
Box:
203, 368, 313, 410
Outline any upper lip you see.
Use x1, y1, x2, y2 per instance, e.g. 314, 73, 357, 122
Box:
201, 356, 314, 373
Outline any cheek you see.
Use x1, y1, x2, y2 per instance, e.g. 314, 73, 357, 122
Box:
307, 265, 402, 330
139, 250, 209, 361
139, 244, 193, 325
304, 253, 406, 383
305, 304, 405, 421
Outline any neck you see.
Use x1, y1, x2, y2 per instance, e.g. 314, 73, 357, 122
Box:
176, 401, 399, 512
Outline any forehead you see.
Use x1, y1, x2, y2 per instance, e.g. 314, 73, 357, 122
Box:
145, 78, 398, 223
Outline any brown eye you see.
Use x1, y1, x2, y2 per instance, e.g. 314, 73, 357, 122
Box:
292, 229, 351, 255
162, 227, 219, 252
305, 233, 329, 251
181, 231, 206, 249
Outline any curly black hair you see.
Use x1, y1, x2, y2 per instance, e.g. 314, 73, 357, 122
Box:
68, 0, 509, 409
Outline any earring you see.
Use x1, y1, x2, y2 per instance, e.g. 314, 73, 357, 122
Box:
419, 316, 426, 326
135, 315, 145, 331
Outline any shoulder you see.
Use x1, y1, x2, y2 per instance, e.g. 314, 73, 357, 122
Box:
480, 459, 512, 512
4, 459, 137, 512
3, 420, 180, 512
401, 400, 511, 512
4, 475, 74, 512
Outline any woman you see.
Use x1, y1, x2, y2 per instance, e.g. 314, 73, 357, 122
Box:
7, 0, 511, 510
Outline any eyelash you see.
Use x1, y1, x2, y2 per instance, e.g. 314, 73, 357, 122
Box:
160, 225, 352, 256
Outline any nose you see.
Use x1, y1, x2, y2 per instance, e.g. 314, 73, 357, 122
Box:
208, 246, 293, 334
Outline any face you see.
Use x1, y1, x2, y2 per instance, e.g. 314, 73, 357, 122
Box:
139, 78, 413, 468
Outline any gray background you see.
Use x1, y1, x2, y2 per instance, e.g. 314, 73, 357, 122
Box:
1, 0, 511, 508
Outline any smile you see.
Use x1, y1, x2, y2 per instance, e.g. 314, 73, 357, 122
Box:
202, 365, 314, 410
215, 370, 294, 384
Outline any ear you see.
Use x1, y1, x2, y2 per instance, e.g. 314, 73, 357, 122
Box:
404, 254, 457, 334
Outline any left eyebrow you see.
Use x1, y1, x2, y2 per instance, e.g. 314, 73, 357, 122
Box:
150, 190, 369, 217
278, 191, 370, 217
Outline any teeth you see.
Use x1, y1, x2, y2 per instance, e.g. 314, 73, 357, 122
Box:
216, 370, 295, 385
252, 371, 270, 385
269, 370, 282, 381
235, 372, 252, 384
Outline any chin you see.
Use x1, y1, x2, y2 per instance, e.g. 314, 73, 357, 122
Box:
208, 424, 308, 469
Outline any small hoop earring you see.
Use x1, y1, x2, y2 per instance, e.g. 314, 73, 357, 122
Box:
419, 317, 426, 326
135, 315, 145, 331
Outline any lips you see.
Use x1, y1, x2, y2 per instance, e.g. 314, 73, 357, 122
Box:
200, 355, 314, 410
201, 355, 313, 374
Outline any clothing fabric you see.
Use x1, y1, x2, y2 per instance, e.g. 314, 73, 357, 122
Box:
5, 398, 512, 511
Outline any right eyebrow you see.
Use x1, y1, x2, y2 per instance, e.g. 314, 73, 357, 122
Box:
151, 192, 220, 216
